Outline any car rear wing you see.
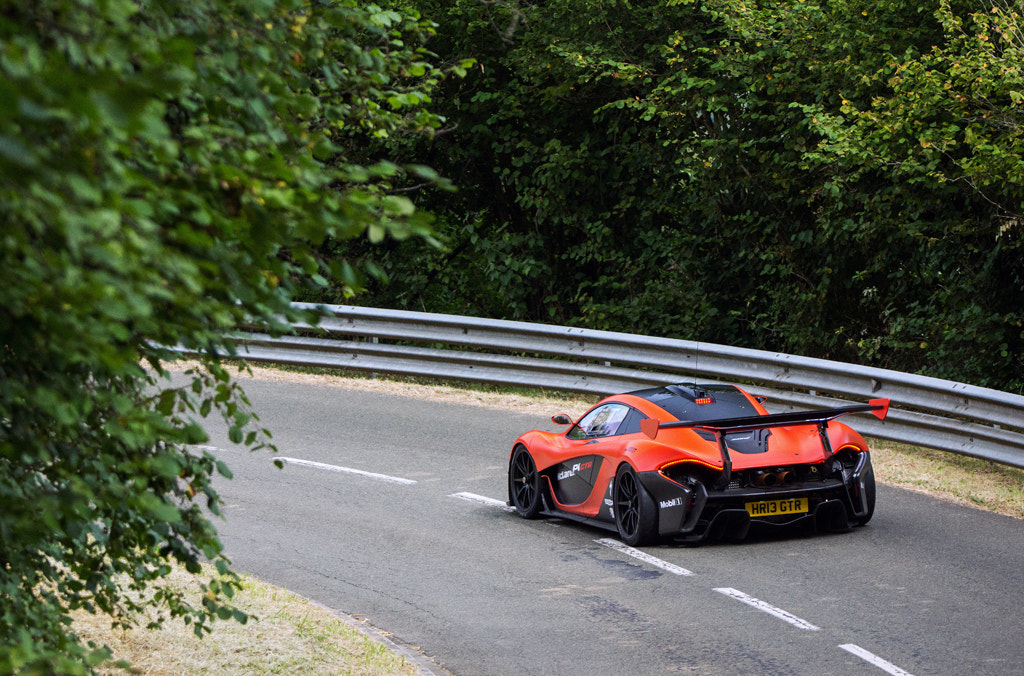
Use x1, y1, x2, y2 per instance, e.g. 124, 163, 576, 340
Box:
640, 399, 890, 439
640, 398, 890, 487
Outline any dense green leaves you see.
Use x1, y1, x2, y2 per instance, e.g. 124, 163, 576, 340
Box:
1, 0, 450, 672
334, 0, 1023, 391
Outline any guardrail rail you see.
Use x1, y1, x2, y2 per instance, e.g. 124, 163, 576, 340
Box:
201, 303, 1024, 469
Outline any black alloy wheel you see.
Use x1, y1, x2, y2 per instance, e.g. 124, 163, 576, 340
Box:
614, 464, 659, 546
509, 445, 543, 518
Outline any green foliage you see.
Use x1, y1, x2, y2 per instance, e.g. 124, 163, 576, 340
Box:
0, 0, 451, 672
797, 0, 1024, 384
337, 0, 1023, 391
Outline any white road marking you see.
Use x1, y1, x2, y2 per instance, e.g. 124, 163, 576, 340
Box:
595, 539, 694, 576
277, 457, 416, 485
713, 587, 820, 631
246, 448, 916, 671
450, 492, 516, 512
839, 644, 914, 675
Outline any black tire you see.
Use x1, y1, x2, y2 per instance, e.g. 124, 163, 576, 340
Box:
614, 464, 659, 546
855, 463, 876, 526
509, 445, 543, 518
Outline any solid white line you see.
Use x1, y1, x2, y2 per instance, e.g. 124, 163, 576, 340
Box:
595, 538, 695, 576
277, 457, 416, 485
450, 492, 516, 512
713, 588, 820, 631
839, 644, 914, 675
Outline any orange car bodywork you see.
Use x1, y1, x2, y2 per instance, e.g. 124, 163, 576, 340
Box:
509, 384, 887, 542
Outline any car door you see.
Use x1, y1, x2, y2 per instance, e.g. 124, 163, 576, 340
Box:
550, 403, 633, 507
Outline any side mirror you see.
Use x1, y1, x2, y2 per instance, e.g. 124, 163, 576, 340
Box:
551, 414, 573, 425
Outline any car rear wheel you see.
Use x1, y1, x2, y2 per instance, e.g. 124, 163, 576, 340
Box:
855, 465, 877, 526
509, 445, 543, 518
614, 464, 658, 546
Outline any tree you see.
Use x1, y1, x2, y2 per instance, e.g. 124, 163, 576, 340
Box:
800, 0, 1024, 385
0, 0, 453, 672
343, 0, 1023, 391
340, 0, 701, 326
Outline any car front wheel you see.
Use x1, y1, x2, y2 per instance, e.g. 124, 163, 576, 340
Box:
509, 445, 543, 518
614, 464, 659, 546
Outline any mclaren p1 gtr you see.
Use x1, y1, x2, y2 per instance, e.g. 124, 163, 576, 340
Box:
507, 383, 889, 545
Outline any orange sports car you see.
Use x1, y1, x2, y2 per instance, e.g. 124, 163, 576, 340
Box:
507, 384, 889, 544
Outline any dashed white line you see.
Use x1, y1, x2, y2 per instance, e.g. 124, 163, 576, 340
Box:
231, 454, 918, 671
595, 538, 695, 576
840, 644, 914, 675
277, 457, 416, 485
713, 587, 821, 631
450, 492, 516, 512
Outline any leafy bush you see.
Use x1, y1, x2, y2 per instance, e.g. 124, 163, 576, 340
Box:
0, 0, 451, 672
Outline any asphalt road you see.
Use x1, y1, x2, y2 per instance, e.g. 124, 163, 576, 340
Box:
196, 376, 1024, 676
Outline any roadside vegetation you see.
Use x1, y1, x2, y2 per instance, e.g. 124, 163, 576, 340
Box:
1, 1, 458, 673
334, 0, 1024, 395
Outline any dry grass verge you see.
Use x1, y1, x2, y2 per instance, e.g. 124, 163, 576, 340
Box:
72, 565, 423, 676
870, 441, 1024, 519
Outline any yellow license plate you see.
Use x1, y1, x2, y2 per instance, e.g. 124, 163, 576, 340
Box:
745, 497, 809, 517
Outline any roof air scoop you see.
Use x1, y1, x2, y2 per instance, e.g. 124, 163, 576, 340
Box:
666, 384, 714, 403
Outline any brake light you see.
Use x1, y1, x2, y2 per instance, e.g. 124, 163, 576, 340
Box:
694, 397, 714, 405
659, 458, 720, 473
658, 458, 723, 486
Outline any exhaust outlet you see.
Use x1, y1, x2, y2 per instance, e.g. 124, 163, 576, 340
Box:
751, 469, 795, 487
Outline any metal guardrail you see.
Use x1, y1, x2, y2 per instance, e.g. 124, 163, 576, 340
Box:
223, 303, 1024, 469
